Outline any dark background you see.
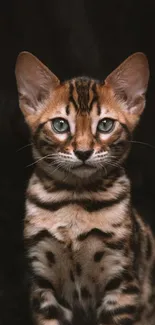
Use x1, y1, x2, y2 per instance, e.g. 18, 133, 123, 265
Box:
0, 1, 155, 324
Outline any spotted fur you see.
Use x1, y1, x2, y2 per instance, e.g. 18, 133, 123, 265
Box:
15, 52, 155, 325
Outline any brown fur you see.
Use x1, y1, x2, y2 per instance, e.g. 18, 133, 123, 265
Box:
15, 52, 155, 325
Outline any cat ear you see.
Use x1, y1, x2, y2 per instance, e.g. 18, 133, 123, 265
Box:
15, 52, 60, 116
105, 52, 149, 115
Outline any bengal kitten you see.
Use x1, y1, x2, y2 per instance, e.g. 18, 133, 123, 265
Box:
15, 52, 155, 325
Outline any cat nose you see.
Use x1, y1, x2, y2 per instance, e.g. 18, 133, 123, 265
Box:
74, 149, 94, 161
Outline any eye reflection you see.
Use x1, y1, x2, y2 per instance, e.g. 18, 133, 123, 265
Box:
97, 118, 115, 133
51, 118, 70, 133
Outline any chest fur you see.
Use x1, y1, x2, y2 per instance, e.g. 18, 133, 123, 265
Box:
25, 174, 131, 309
25, 197, 129, 241
26, 200, 130, 309
28, 225, 128, 308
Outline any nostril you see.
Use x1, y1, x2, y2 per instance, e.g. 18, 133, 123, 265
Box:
74, 149, 94, 161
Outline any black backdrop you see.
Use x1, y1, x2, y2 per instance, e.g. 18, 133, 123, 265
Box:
0, 1, 155, 324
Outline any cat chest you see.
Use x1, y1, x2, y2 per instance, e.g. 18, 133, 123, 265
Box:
28, 219, 127, 309
25, 199, 127, 241
26, 200, 129, 308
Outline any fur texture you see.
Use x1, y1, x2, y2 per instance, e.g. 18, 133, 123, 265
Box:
15, 52, 155, 325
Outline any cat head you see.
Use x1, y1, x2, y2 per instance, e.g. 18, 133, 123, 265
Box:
15, 52, 149, 180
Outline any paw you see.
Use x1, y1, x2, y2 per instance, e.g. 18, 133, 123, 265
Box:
32, 289, 72, 324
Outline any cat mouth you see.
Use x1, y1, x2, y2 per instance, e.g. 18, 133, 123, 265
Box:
72, 163, 96, 170
70, 164, 98, 178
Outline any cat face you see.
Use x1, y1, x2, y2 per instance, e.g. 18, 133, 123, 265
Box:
15, 52, 149, 178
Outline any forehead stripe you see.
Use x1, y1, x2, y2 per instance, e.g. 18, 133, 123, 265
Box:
66, 104, 70, 115
69, 82, 78, 110
91, 82, 101, 115
75, 78, 90, 113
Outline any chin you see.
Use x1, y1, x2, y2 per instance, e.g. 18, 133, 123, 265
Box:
70, 166, 97, 178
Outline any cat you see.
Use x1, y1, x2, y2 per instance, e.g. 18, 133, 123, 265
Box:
15, 51, 155, 325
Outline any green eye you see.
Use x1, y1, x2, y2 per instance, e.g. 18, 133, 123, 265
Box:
97, 118, 115, 133
51, 118, 69, 133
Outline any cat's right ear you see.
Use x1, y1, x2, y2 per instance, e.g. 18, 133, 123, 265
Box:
15, 52, 60, 117
105, 52, 149, 116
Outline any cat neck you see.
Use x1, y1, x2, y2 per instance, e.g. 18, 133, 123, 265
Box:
34, 162, 129, 194
27, 165, 130, 214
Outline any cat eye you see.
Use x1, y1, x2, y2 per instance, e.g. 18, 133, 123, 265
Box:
51, 118, 70, 133
97, 118, 115, 133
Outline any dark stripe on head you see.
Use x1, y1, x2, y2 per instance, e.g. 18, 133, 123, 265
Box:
90, 83, 98, 111
66, 104, 70, 115
75, 78, 90, 113
91, 82, 101, 115
89, 97, 98, 111
69, 82, 78, 110
92, 83, 101, 115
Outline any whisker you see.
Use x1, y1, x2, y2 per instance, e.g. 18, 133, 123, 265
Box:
16, 143, 33, 152
49, 162, 65, 175
106, 161, 124, 171
103, 165, 107, 176
127, 140, 155, 150
25, 154, 54, 168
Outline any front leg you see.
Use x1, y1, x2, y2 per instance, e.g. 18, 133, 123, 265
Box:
30, 277, 72, 325
25, 227, 74, 325
97, 273, 140, 325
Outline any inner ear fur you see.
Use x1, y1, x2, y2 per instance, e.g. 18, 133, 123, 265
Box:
15, 51, 60, 116
105, 52, 149, 115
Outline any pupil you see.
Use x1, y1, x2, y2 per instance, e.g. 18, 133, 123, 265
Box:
60, 121, 64, 128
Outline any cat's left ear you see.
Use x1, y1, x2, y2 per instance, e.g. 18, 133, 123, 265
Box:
105, 52, 149, 115
15, 52, 60, 117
